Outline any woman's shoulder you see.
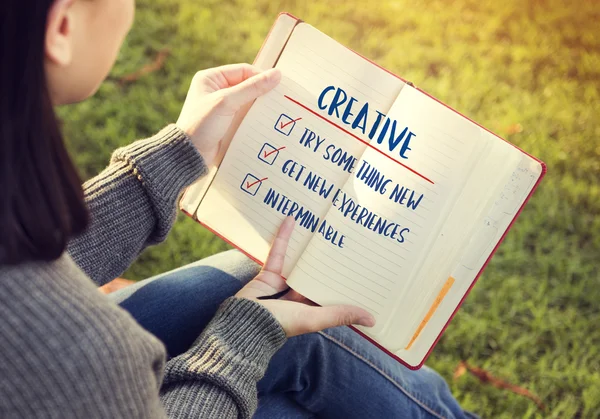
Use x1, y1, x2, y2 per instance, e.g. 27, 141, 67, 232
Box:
0, 254, 165, 387
0, 252, 164, 350
0, 254, 167, 415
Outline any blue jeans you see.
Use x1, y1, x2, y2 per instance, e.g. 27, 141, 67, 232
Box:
110, 250, 474, 419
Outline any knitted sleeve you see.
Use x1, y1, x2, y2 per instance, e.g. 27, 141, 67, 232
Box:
68, 125, 206, 285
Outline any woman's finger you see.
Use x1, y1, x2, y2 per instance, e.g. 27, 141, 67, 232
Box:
197, 63, 261, 90
214, 63, 261, 87
221, 68, 281, 109
298, 304, 376, 335
263, 217, 295, 275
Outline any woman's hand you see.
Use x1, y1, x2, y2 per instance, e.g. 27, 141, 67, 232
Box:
176, 63, 281, 165
236, 217, 376, 337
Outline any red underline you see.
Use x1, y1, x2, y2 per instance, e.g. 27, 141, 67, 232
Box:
283, 95, 434, 185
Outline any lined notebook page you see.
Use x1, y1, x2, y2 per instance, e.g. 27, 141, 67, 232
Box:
197, 23, 404, 275
397, 152, 543, 366
392, 127, 520, 350
287, 86, 487, 337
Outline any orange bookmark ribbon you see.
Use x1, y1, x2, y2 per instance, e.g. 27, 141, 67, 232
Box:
405, 276, 455, 350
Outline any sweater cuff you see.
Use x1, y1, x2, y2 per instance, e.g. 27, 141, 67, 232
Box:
111, 125, 207, 209
201, 297, 287, 362
162, 298, 287, 417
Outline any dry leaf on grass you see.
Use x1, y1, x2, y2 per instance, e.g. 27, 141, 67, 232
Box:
119, 48, 170, 84
454, 361, 546, 412
505, 123, 524, 135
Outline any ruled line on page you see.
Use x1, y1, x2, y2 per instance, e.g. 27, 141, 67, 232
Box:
294, 265, 383, 314
301, 246, 395, 292
298, 43, 390, 100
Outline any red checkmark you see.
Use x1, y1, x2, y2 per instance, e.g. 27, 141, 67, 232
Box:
280, 117, 302, 130
263, 146, 286, 158
246, 177, 268, 189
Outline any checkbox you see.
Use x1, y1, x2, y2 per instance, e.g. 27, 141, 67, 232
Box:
275, 114, 301, 136
240, 173, 267, 196
258, 143, 285, 165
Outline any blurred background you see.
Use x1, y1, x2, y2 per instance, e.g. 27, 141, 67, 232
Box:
59, 0, 599, 417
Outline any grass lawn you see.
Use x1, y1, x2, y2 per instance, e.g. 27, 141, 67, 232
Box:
59, 0, 600, 417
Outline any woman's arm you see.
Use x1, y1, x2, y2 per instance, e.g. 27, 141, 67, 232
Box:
159, 218, 374, 418
68, 125, 206, 286
0, 252, 284, 419
160, 298, 287, 417
68, 64, 282, 286
0, 218, 373, 419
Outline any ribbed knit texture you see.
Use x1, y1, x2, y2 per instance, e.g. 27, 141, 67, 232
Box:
0, 125, 287, 418
69, 125, 208, 286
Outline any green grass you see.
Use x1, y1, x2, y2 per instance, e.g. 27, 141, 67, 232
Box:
59, 0, 600, 417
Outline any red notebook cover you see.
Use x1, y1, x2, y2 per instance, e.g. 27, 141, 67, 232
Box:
181, 12, 547, 370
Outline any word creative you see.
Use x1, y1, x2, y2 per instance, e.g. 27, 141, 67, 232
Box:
317, 86, 416, 160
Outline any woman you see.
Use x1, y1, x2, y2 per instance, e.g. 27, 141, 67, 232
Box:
0, 0, 473, 417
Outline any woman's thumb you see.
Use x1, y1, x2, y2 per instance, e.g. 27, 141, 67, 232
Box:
307, 305, 376, 332
222, 68, 281, 109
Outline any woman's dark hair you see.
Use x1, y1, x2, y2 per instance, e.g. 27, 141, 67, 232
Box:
0, 1, 88, 265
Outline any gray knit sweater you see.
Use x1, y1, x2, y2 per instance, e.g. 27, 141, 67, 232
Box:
0, 125, 287, 418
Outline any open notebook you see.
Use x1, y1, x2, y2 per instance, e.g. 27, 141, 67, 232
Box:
180, 13, 546, 369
